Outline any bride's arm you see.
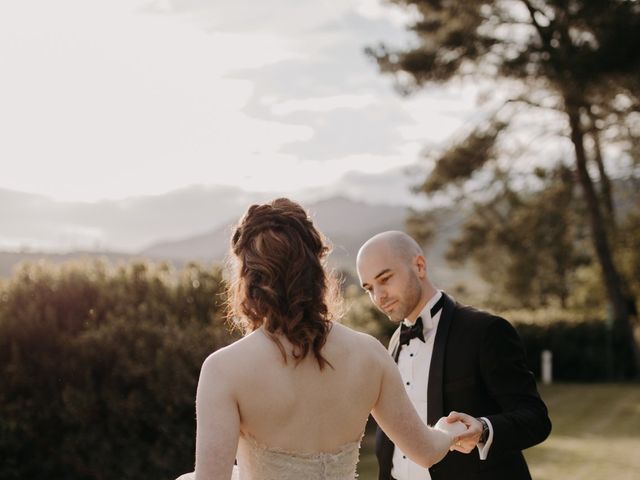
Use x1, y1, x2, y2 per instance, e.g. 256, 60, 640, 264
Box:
194, 352, 240, 480
369, 338, 455, 468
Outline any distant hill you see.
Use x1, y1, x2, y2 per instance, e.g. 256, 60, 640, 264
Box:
140, 196, 407, 265
0, 196, 484, 292
139, 196, 480, 289
4, 178, 636, 293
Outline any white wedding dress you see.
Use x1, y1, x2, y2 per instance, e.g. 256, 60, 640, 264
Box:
177, 432, 362, 480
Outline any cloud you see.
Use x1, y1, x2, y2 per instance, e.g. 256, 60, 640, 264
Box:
155, 0, 433, 163
218, 5, 482, 165
269, 94, 377, 115
328, 166, 430, 207
155, 0, 361, 35
277, 103, 413, 161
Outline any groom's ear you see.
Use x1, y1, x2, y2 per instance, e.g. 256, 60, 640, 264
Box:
414, 255, 427, 278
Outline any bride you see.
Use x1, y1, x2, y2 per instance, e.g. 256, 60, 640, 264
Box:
178, 198, 472, 480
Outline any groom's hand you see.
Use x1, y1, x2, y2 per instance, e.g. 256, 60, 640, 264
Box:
445, 411, 482, 453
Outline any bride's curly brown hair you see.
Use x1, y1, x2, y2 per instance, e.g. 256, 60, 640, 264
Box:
227, 198, 342, 369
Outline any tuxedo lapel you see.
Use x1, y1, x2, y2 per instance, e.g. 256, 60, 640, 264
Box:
391, 338, 401, 362
387, 326, 402, 362
427, 293, 455, 425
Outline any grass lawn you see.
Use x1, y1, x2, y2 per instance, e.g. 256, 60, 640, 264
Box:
356, 383, 640, 480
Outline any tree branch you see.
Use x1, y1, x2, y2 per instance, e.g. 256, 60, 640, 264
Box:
520, 0, 553, 48
504, 95, 562, 112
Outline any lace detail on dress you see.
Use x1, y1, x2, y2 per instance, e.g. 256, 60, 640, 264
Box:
235, 433, 362, 480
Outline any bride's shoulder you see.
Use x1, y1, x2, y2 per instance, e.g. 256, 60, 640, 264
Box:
200, 331, 261, 373
330, 322, 389, 358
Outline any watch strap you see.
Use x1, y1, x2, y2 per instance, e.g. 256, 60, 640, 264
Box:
477, 417, 490, 443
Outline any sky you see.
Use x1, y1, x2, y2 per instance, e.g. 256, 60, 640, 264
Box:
0, 0, 484, 251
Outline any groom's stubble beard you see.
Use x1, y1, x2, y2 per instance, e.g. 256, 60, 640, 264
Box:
385, 273, 423, 323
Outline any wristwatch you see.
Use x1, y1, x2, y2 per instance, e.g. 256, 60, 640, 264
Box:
477, 418, 490, 443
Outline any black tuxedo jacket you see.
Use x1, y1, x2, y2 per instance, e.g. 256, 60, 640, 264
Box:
375, 293, 551, 480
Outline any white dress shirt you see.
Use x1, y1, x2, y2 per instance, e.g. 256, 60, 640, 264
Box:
390, 291, 493, 480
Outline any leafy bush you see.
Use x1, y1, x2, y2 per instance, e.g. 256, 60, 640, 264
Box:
0, 261, 235, 480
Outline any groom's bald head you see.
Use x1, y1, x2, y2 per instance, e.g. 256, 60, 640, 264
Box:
357, 230, 423, 265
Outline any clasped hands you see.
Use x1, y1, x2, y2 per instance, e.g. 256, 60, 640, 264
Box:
434, 411, 483, 454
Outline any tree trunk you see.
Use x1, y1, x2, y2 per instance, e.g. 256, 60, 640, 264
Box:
587, 110, 616, 228
566, 102, 640, 378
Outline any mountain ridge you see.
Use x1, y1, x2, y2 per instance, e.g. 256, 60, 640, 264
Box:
0, 196, 481, 292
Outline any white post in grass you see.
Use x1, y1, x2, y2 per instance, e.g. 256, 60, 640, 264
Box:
541, 350, 553, 385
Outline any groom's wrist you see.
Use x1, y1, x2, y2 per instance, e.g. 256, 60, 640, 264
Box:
476, 417, 489, 443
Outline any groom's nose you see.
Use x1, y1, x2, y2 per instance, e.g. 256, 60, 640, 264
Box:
373, 286, 388, 304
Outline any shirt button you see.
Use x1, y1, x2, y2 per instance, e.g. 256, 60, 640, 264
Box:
410, 353, 414, 357
406, 381, 410, 386
403, 455, 406, 459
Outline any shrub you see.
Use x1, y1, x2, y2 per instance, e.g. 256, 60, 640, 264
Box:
0, 261, 234, 480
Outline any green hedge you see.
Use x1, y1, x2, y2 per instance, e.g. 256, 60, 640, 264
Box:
0, 261, 234, 480
515, 320, 634, 381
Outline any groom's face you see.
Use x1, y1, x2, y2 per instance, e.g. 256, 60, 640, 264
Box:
357, 247, 423, 323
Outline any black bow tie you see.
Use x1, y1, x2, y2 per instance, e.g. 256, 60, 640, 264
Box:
399, 317, 425, 347
397, 295, 445, 350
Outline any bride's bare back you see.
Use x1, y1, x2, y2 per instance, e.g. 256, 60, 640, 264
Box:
218, 323, 381, 451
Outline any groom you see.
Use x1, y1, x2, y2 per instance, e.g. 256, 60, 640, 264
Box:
356, 231, 551, 480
